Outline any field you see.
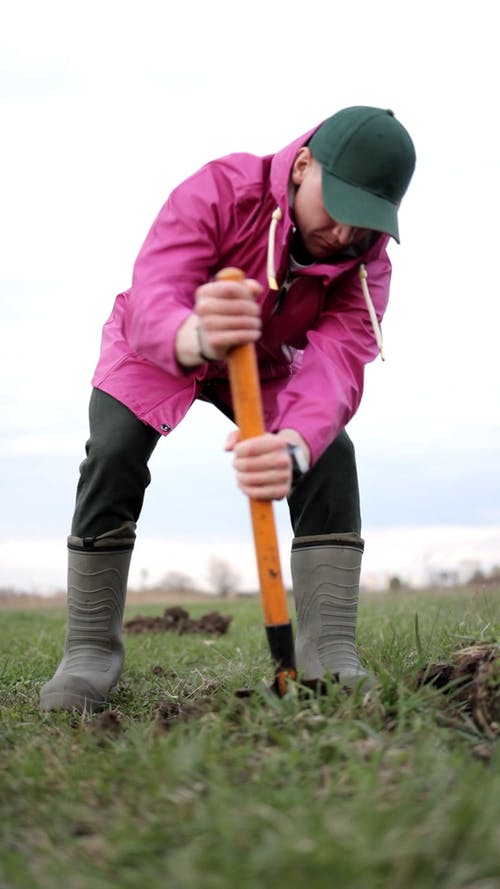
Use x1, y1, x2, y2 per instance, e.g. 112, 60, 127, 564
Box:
1, 587, 499, 889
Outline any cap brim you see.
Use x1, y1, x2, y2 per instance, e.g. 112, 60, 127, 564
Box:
321, 169, 400, 242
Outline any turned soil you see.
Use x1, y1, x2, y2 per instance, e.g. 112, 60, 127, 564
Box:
123, 606, 233, 636
416, 642, 499, 735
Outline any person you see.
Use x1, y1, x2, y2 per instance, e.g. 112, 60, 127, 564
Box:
40, 106, 416, 713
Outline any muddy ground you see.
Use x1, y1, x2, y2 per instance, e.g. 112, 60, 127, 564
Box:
124, 606, 233, 636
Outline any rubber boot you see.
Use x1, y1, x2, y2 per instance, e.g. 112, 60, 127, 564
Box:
40, 525, 134, 714
291, 532, 370, 689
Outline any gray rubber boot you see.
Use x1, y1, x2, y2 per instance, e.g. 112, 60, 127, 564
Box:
291, 532, 370, 689
40, 524, 135, 714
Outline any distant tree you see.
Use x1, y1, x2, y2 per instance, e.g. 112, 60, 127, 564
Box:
388, 576, 403, 593
468, 568, 486, 585
207, 557, 240, 599
161, 571, 196, 594
466, 565, 500, 587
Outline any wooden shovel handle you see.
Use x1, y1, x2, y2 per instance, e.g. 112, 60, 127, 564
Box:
216, 268, 291, 628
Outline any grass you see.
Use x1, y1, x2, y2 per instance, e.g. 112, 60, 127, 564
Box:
0, 587, 499, 889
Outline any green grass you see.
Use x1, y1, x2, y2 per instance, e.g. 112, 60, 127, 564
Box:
1, 588, 499, 889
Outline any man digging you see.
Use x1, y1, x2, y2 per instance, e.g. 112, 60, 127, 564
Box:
40, 106, 416, 713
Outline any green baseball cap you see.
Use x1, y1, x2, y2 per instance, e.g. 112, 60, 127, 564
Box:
308, 106, 416, 241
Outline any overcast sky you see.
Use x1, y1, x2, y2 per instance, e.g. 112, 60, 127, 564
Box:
1, 0, 499, 593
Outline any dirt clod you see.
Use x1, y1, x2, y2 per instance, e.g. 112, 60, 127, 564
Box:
86, 709, 124, 737
471, 743, 494, 762
416, 643, 499, 735
155, 696, 215, 730
124, 606, 232, 636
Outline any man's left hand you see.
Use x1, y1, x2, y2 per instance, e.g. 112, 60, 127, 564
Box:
225, 430, 310, 500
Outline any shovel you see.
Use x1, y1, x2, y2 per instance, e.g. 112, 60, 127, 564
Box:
215, 268, 297, 696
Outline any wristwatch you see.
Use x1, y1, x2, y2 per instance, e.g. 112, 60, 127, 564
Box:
287, 443, 310, 486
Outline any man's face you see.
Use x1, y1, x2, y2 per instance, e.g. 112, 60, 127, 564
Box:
291, 148, 372, 258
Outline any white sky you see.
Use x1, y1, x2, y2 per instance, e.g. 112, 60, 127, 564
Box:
1, 0, 499, 593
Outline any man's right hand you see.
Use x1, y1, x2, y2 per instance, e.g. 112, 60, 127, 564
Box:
175, 277, 263, 367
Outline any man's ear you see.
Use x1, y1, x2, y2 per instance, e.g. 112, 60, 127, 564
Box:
291, 147, 313, 186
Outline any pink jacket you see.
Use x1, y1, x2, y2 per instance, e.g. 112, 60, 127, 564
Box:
92, 128, 392, 464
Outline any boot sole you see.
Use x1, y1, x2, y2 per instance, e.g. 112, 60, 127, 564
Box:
39, 677, 116, 714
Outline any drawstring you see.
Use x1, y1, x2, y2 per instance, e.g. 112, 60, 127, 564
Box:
267, 207, 282, 290
359, 264, 385, 361
266, 209, 385, 361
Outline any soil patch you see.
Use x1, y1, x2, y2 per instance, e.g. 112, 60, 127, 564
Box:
155, 680, 223, 731
124, 606, 232, 636
155, 698, 214, 730
416, 643, 499, 736
85, 709, 124, 740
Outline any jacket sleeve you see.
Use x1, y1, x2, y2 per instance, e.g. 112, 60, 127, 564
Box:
268, 256, 392, 463
122, 164, 231, 377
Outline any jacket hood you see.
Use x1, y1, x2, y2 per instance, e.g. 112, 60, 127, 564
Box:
269, 126, 318, 219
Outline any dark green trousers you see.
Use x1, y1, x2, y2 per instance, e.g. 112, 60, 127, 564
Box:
71, 388, 361, 541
